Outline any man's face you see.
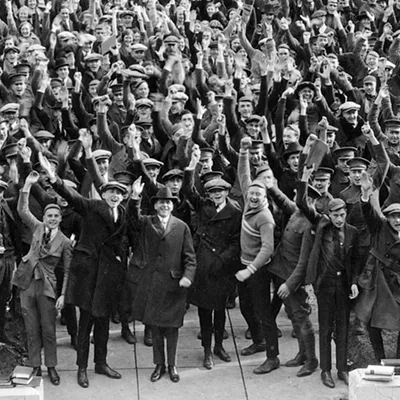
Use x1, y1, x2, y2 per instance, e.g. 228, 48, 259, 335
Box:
43, 208, 62, 230
165, 177, 183, 195
38, 139, 52, 149
88, 84, 97, 97
366, 55, 378, 69
132, 49, 146, 61
137, 106, 151, 119
57, 66, 69, 79
326, 132, 336, 147
154, 199, 174, 218
337, 157, 352, 173
317, 36, 328, 47
342, 109, 358, 125
257, 169, 274, 187
247, 186, 267, 209
349, 168, 366, 186
11, 80, 27, 96
5, 50, 18, 64
60, 7, 69, 21
101, 188, 124, 208
299, 88, 314, 102
247, 122, 260, 139
278, 48, 289, 62
140, 125, 153, 140
170, 101, 184, 114
329, 208, 347, 229
87, 59, 101, 72
208, 188, 228, 207
206, 4, 215, 16
135, 82, 149, 99
200, 157, 213, 173
327, 56, 339, 69
238, 101, 252, 119
326, 0, 338, 12
146, 166, 160, 181
181, 113, 194, 131
388, 212, 400, 232
363, 81, 376, 95
231, 38, 240, 51
113, 91, 123, 105
312, 176, 330, 194
96, 158, 109, 176
282, 129, 298, 147
3, 111, 18, 123
287, 153, 299, 172
387, 127, 400, 145
249, 148, 263, 166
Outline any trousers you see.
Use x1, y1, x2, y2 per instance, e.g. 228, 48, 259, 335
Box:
152, 326, 179, 366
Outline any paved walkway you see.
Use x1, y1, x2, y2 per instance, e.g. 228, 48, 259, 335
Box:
43, 302, 348, 400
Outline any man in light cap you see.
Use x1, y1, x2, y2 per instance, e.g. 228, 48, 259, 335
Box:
13, 171, 73, 386
38, 152, 128, 388
183, 151, 242, 370
356, 173, 400, 363
235, 146, 279, 375
298, 170, 361, 389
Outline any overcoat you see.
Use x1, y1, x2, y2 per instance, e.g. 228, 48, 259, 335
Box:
52, 178, 127, 318
127, 199, 196, 328
355, 200, 400, 330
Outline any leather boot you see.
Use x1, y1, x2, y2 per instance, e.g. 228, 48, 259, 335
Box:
203, 347, 213, 370
297, 326, 318, 377
121, 325, 136, 345
286, 323, 306, 367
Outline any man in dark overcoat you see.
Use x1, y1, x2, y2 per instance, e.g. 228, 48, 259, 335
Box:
356, 172, 400, 362
38, 153, 128, 389
128, 182, 196, 383
182, 152, 242, 370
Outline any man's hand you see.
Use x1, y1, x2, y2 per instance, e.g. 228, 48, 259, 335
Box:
281, 87, 294, 99
55, 295, 65, 311
19, 143, 32, 163
318, 116, 328, 131
240, 136, 252, 151
25, 171, 40, 187
79, 129, 93, 151
19, 119, 31, 137
188, 148, 200, 169
179, 277, 191, 288
131, 176, 145, 199
349, 284, 359, 300
360, 171, 373, 201
38, 152, 56, 182
301, 164, 315, 182
277, 283, 291, 300
235, 269, 252, 282
303, 133, 318, 154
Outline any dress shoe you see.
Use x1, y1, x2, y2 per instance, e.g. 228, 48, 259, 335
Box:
70, 334, 77, 350
144, 327, 153, 347
150, 364, 166, 382
90, 336, 94, 344
223, 329, 229, 340
338, 371, 349, 386
47, 367, 60, 386
121, 327, 137, 345
197, 330, 202, 340
94, 364, 121, 379
214, 346, 231, 362
32, 367, 42, 377
77, 368, 89, 388
297, 358, 319, 377
203, 350, 213, 370
240, 342, 266, 356
168, 365, 180, 383
291, 329, 297, 338
111, 312, 120, 324
245, 328, 252, 340
60, 315, 67, 326
285, 352, 307, 367
253, 357, 280, 375
226, 299, 236, 309
277, 328, 282, 338
321, 370, 335, 388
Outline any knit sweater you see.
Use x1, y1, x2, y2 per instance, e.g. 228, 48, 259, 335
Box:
238, 150, 275, 273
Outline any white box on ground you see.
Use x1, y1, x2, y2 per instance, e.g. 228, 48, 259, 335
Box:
350, 369, 400, 400
0, 378, 43, 400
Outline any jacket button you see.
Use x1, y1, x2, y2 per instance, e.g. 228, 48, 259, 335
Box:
212, 248, 215, 252
385, 255, 388, 258
202, 233, 205, 238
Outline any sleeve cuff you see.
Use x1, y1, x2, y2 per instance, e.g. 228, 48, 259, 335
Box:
247, 265, 257, 274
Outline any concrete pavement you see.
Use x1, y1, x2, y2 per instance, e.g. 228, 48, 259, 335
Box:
43, 302, 348, 400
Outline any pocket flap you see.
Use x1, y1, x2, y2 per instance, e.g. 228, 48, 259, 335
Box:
170, 270, 182, 279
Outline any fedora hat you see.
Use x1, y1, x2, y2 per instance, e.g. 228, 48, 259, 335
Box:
150, 187, 179, 205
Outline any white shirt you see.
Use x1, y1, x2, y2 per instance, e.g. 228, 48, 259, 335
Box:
216, 201, 227, 214
158, 215, 170, 230
45, 227, 58, 243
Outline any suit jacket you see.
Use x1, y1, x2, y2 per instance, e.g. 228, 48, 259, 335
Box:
128, 200, 196, 328
12, 191, 72, 299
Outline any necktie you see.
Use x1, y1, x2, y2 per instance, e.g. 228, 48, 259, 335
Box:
43, 229, 51, 245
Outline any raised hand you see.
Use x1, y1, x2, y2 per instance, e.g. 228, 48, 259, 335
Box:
240, 136, 252, 150
79, 128, 93, 150
38, 152, 56, 181
131, 176, 145, 199
25, 171, 40, 186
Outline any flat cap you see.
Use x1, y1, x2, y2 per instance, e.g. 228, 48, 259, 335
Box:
200, 148, 215, 160
246, 115, 261, 125
383, 203, 400, 216
332, 146, 357, 159
311, 9, 327, 18
131, 43, 147, 52
204, 178, 231, 191
136, 98, 154, 108
346, 157, 370, 170
0, 180, 8, 190
44, 203, 61, 213
313, 167, 334, 178
1, 143, 18, 157
92, 149, 112, 161
200, 170, 223, 182
84, 53, 102, 62
328, 198, 346, 212
385, 119, 400, 129
143, 158, 164, 168
339, 101, 361, 113
363, 75, 377, 84
113, 170, 136, 185
33, 130, 55, 140
171, 92, 189, 102
100, 181, 127, 195
0, 103, 19, 113
163, 35, 179, 44
162, 169, 184, 182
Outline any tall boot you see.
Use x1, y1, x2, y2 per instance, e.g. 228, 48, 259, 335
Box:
367, 325, 385, 362
297, 325, 318, 377
285, 322, 306, 367
203, 346, 213, 370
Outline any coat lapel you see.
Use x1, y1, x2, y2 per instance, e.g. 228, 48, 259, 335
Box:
49, 230, 63, 254
162, 216, 177, 239
151, 215, 164, 236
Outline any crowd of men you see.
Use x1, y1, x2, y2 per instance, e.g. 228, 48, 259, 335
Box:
1, 0, 400, 392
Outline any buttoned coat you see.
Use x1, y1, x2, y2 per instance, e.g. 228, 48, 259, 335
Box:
182, 169, 242, 310
355, 200, 400, 330
51, 178, 127, 318
12, 191, 72, 299
127, 199, 196, 328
